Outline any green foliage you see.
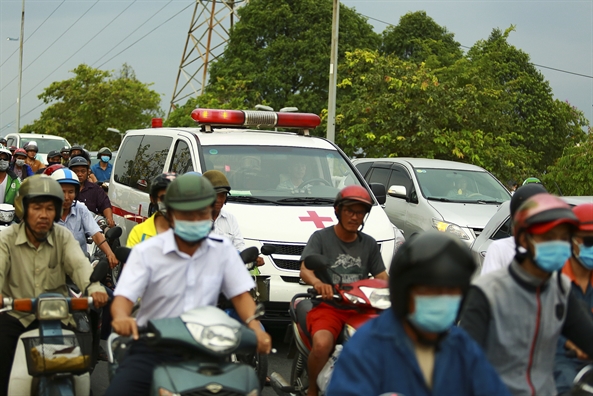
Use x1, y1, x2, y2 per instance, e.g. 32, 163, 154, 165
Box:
205, 0, 379, 117
381, 11, 462, 68
20, 64, 162, 150
543, 129, 593, 196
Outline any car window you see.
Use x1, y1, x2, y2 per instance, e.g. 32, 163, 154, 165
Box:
492, 217, 512, 240
20, 137, 69, 153
169, 140, 194, 174
367, 167, 391, 188
6, 137, 16, 146
354, 162, 373, 178
388, 166, 412, 191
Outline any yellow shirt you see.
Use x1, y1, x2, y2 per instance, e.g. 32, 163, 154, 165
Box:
126, 213, 158, 248
0, 223, 105, 327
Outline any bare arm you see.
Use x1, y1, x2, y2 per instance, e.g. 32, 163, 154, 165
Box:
91, 232, 118, 268
374, 271, 389, 281
103, 207, 115, 228
231, 292, 272, 353
300, 261, 334, 300
111, 296, 138, 339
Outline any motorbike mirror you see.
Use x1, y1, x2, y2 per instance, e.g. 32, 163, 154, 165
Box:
304, 254, 331, 271
261, 245, 276, 256
240, 246, 259, 264
90, 259, 109, 283
573, 364, 593, 392
115, 247, 131, 264
105, 226, 122, 241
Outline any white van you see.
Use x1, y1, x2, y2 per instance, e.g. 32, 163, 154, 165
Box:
109, 109, 400, 319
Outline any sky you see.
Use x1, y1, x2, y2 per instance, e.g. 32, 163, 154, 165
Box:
0, 0, 592, 140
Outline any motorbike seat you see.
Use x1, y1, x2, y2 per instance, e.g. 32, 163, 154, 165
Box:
295, 299, 313, 342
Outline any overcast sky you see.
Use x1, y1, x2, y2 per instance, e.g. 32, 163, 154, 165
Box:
1, 0, 591, 139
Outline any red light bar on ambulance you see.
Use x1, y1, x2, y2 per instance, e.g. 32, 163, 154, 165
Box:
191, 109, 321, 130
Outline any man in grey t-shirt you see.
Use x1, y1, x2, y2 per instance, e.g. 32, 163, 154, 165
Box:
299, 185, 388, 396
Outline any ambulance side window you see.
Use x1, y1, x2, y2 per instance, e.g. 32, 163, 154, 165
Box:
169, 140, 194, 174
113, 135, 143, 187
133, 135, 173, 192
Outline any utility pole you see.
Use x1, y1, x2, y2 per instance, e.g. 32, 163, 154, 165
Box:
169, 0, 248, 116
326, 0, 339, 143
16, 0, 25, 133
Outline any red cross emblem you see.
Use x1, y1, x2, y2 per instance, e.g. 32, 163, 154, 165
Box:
299, 211, 333, 229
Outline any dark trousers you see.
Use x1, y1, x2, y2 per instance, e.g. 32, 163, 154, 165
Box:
105, 343, 183, 396
0, 314, 38, 396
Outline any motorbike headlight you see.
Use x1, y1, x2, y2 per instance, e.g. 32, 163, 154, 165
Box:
158, 388, 180, 396
343, 293, 365, 304
432, 219, 470, 240
0, 209, 14, 223
37, 298, 69, 320
345, 324, 357, 338
186, 323, 239, 353
359, 287, 391, 310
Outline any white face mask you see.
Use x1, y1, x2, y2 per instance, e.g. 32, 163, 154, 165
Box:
0, 160, 8, 171
16, 159, 25, 166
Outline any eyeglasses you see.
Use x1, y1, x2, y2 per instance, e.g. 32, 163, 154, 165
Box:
343, 207, 368, 218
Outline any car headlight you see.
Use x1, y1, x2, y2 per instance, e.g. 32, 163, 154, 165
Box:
359, 287, 391, 310
432, 219, 470, 240
186, 323, 239, 353
37, 298, 69, 320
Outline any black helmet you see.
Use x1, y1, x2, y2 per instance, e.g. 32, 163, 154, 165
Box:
389, 231, 476, 318
510, 184, 547, 218
47, 150, 62, 161
68, 156, 89, 168
97, 147, 112, 159
14, 175, 64, 223
60, 145, 71, 155
70, 145, 84, 153
150, 173, 177, 198
164, 173, 216, 211
24, 141, 39, 153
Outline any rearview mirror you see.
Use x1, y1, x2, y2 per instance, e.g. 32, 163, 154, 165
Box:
240, 246, 259, 264
114, 247, 131, 264
90, 259, 109, 283
105, 226, 122, 241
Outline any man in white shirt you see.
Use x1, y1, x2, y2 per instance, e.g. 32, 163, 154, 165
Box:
107, 174, 271, 395
480, 184, 547, 275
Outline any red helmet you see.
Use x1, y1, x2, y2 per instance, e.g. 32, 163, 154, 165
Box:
513, 193, 579, 238
43, 164, 65, 176
14, 148, 27, 157
573, 203, 593, 232
334, 185, 373, 210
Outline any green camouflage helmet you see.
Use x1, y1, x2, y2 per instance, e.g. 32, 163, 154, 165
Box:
202, 170, 231, 193
164, 173, 216, 211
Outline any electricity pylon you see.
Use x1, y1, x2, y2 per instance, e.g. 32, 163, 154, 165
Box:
169, 0, 248, 116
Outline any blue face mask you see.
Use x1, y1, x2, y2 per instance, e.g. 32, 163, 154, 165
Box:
533, 240, 572, 272
578, 244, 593, 270
173, 218, 212, 243
407, 295, 461, 333
101, 156, 110, 163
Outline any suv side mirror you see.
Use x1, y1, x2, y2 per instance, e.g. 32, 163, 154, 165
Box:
388, 185, 407, 200
370, 183, 386, 205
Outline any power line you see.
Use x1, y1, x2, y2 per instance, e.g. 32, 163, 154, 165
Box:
0, 0, 66, 69
362, 13, 593, 80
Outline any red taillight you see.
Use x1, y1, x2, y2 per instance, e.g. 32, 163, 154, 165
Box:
191, 109, 245, 125
152, 118, 163, 128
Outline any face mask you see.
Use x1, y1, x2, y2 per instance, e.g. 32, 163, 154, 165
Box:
577, 244, 593, 270
101, 156, 110, 163
157, 201, 167, 215
533, 240, 572, 272
407, 295, 461, 333
16, 159, 25, 166
173, 218, 212, 243
0, 160, 9, 171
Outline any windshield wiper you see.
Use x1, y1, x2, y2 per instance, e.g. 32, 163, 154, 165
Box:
476, 200, 504, 204
228, 196, 276, 204
426, 197, 453, 202
276, 197, 335, 205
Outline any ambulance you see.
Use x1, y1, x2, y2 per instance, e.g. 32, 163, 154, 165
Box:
108, 109, 401, 320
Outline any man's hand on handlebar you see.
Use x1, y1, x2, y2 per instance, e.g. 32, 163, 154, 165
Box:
91, 291, 109, 308
253, 326, 272, 354
112, 316, 139, 340
313, 282, 334, 300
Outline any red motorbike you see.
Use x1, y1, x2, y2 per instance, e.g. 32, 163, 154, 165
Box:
270, 254, 390, 396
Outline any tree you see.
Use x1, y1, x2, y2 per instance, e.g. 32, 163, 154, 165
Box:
20, 64, 162, 149
381, 11, 463, 68
205, 0, 380, 117
543, 128, 593, 196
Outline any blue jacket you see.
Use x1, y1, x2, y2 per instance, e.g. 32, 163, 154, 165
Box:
90, 162, 112, 183
326, 310, 511, 396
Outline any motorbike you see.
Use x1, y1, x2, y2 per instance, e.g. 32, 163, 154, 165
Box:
0, 203, 16, 230
107, 305, 263, 395
2, 259, 109, 396
88, 218, 123, 290
572, 364, 593, 395
270, 254, 390, 396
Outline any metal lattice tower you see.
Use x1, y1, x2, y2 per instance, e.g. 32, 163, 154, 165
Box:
169, 0, 248, 115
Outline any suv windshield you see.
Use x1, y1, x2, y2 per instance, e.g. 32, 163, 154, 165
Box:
20, 137, 69, 153
202, 145, 364, 205
415, 168, 511, 204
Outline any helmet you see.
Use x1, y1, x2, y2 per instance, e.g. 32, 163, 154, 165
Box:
513, 193, 579, 238
150, 173, 177, 198
70, 145, 84, 153
14, 148, 27, 158
68, 156, 89, 168
8, 146, 17, 153
97, 147, 112, 159
47, 150, 62, 160
334, 185, 373, 209
522, 177, 542, 186
14, 175, 64, 222
573, 203, 593, 232
43, 164, 64, 176
510, 184, 547, 218
389, 231, 476, 318
0, 137, 7, 145
202, 170, 231, 193
60, 146, 71, 154
51, 168, 80, 194
164, 173, 216, 212
0, 147, 11, 159
24, 141, 38, 153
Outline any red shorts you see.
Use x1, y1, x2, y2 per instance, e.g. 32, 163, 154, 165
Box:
306, 303, 361, 341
